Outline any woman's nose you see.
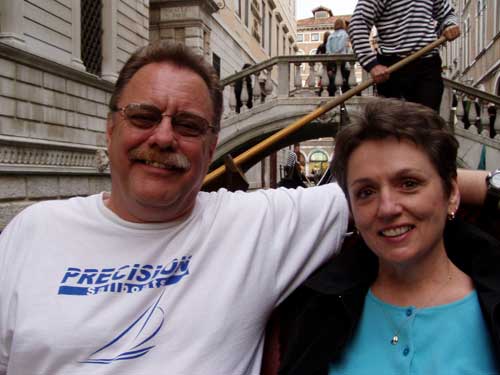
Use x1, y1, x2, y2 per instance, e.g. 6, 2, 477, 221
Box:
377, 189, 402, 218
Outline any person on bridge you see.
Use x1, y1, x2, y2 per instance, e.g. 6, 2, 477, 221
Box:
326, 18, 351, 95
349, 0, 461, 111
278, 99, 500, 374
0, 43, 491, 375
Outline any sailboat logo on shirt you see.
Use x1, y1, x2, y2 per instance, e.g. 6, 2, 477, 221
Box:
80, 289, 166, 364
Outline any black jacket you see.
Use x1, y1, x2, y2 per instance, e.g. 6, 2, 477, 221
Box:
278, 219, 500, 375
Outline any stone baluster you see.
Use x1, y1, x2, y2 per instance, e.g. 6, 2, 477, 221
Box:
241, 79, 249, 112
455, 95, 465, 128
320, 62, 330, 97
334, 62, 343, 95
228, 83, 237, 114
294, 63, 302, 91
264, 69, 274, 97
253, 73, 261, 105
347, 62, 357, 89
306, 62, 316, 91
467, 99, 478, 133
480, 102, 491, 137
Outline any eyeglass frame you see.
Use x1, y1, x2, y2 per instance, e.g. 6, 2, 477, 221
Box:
111, 102, 217, 138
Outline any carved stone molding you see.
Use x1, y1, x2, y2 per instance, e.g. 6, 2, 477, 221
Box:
0, 137, 109, 175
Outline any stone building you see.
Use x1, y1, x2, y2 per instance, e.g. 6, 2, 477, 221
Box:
0, 0, 149, 229
0, 0, 298, 229
442, 0, 500, 95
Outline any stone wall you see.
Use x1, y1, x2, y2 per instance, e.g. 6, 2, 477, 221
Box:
0, 43, 113, 230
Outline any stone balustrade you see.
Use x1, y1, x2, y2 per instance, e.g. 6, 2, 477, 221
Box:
220, 54, 361, 116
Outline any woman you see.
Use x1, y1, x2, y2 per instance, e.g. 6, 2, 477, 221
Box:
326, 18, 350, 95
278, 98, 500, 374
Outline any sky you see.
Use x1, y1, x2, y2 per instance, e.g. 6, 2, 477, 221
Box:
296, 0, 358, 19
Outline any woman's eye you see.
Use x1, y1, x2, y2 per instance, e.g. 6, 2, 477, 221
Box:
401, 179, 420, 189
356, 188, 374, 200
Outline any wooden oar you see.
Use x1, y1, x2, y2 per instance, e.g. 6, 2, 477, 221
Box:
203, 36, 448, 187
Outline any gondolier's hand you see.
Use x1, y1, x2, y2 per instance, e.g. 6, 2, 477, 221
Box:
443, 25, 460, 41
370, 64, 390, 84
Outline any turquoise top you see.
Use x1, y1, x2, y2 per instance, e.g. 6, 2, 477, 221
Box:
328, 290, 498, 375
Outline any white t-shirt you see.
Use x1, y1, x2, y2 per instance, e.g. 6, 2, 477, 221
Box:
0, 184, 348, 375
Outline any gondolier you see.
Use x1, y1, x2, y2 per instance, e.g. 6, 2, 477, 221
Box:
349, 0, 460, 111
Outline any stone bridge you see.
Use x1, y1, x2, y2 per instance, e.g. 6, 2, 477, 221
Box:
213, 55, 500, 173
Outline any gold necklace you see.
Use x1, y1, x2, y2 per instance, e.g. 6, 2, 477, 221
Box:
376, 260, 452, 346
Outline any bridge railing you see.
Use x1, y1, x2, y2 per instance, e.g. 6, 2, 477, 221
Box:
442, 78, 500, 139
221, 54, 362, 117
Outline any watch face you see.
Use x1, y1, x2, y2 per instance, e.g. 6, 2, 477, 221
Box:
491, 173, 500, 189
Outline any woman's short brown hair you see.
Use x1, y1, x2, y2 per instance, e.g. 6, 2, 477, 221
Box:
109, 41, 223, 133
332, 98, 458, 200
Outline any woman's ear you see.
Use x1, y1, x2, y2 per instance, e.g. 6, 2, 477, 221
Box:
448, 178, 461, 215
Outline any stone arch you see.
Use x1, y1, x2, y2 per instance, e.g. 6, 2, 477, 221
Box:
307, 149, 329, 178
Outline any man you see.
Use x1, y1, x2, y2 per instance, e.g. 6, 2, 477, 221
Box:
349, 0, 461, 111
0, 42, 349, 374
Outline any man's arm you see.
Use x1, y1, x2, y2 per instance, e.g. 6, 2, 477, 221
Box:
433, 0, 459, 37
348, 0, 380, 73
457, 169, 488, 206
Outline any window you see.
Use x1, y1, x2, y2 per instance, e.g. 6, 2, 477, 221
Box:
276, 24, 279, 55
81, 0, 103, 75
311, 33, 319, 42
496, 0, 500, 34
463, 17, 470, 67
234, 0, 241, 17
244, 0, 250, 27
297, 33, 303, 42
476, 0, 486, 53
315, 11, 329, 19
212, 53, 221, 77
268, 11, 272, 54
261, 1, 266, 48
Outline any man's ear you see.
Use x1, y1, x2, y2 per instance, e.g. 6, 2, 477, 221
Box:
207, 134, 218, 161
106, 114, 115, 147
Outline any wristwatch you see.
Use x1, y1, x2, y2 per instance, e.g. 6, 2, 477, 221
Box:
484, 169, 500, 213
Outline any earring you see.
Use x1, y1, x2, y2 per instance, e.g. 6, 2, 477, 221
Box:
447, 211, 456, 221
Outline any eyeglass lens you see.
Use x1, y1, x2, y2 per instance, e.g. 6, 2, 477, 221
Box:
123, 104, 210, 137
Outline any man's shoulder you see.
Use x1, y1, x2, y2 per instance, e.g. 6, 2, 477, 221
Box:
10, 194, 99, 226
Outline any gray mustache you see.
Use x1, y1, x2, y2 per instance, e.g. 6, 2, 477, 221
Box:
128, 148, 191, 170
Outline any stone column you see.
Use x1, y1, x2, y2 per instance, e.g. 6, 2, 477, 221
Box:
71, 0, 87, 71
0, 0, 26, 48
101, 0, 118, 82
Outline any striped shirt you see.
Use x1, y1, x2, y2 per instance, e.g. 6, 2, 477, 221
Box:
348, 0, 458, 72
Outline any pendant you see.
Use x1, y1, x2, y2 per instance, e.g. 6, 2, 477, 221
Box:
391, 335, 399, 345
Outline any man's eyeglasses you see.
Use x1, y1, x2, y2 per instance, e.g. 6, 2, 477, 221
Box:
113, 103, 215, 138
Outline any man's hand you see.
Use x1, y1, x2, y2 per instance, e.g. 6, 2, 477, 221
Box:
443, 25, 460, 41
370, 64, 390, 84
